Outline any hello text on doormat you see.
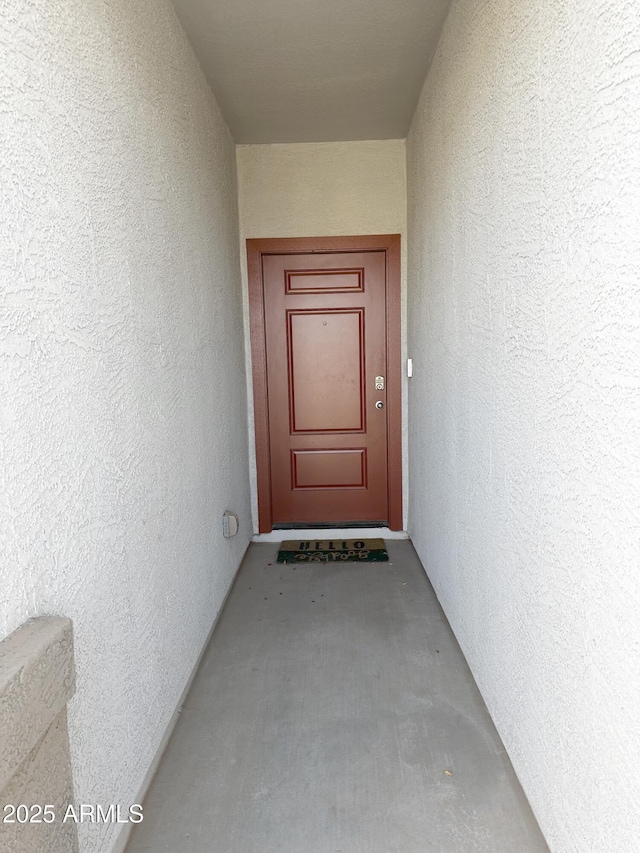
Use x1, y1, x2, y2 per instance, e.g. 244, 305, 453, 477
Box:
277, 538, 389, 563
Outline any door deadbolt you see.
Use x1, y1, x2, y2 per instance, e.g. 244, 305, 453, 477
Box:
375, 401, 384, 409
375, 375, 385, 391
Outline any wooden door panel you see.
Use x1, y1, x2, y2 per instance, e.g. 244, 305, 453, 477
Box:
288, 310, 364, 433
247, 235, 402, 531
286, 268, 364, 294
264, 250, 387, 525
292, 449, 367, 489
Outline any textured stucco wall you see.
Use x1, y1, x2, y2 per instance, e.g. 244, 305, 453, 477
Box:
0, 2, 251, 851
407, 1, 640, 850
236, 141, 408, 530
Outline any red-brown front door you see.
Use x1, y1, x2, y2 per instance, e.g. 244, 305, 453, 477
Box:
263, 252, 388, 524
262, 249, 388, 525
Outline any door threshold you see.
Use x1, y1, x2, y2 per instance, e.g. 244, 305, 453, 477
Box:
273, 521, 386, 530
252, 527, 409, 543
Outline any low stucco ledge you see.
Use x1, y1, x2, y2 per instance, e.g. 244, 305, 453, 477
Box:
0, 616, 76, 794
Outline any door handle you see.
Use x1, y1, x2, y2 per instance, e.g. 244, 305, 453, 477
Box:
375, 401, 384, 409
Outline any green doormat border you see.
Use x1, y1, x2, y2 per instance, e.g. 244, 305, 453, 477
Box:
277, 538, 389, 564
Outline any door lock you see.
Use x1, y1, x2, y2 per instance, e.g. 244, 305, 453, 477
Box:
375, 376, 385, 391
375, 401, 384, 409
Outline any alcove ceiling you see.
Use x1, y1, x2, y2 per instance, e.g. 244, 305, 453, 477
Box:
171, 0, 452, 144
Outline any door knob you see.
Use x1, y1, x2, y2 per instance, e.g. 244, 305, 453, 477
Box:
375, 401, 384, 409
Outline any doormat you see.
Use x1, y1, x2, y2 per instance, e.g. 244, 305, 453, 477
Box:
277, 538, 389, 564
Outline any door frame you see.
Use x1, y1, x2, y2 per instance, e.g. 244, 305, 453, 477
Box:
247, 234, 402, 533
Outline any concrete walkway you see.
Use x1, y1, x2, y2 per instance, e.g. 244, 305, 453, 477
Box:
126, 541, 548, 852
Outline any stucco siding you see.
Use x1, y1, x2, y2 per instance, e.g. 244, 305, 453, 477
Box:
407, 1, 640, 850
0, 2, 250, 851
